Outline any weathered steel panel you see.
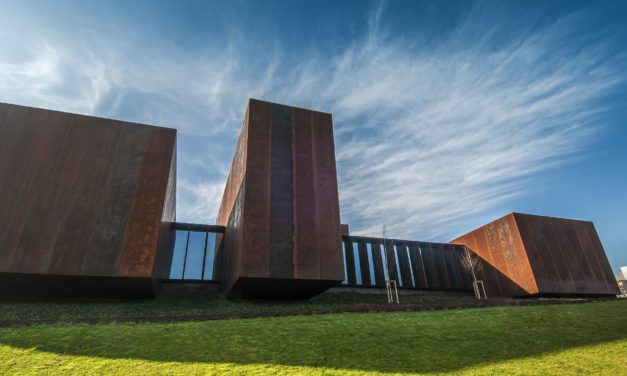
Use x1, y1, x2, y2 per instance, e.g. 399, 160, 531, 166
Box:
293, 108, 319, 279
515, 214, 559, 292
119, 128, 176, 277
216, 107, 249, 226
242, 100, 271, 278
0, 107, 35, 271
312, 111, 343, 281
451, 212, 619, 297
48, 122, 121, 275
514, 213, 619, 296
10, 116, 78, 274
153, 148, 177, 284
0, 108, 68, 272
451, 214, 534, 297
0, 103, 176, 297
269, 103, 294, 278
220, 184, 246, 294
82, 124, 148, 276
357, 241, 371, 286
217, 99, 344, 299
584, 222, 619, 293
571, 220, 613, 292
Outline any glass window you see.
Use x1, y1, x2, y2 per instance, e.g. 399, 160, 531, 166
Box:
353, 242, 362, 285
183, 231, 206, 280
380, 244, 390, 281
394, 245, 403, 287
202, 232, 217, 280
169, 230, 189, 279
406, 247, 416, 288
341, 242, 348, 284
366, 243, 376, 286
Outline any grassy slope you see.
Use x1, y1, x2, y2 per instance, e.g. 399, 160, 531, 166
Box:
0, 290, 477, 321
0, 300, 625, 375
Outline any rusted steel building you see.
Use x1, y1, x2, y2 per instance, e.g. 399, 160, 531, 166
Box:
450, 213, 619, 297
0, 100, 618, 299
0, 102, 176, 297
215, 99, 344, 299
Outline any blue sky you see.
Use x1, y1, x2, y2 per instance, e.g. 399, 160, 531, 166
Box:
1, 0, 626, 273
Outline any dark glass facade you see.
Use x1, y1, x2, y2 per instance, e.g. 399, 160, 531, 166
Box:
340, 235, 473, 291
163, 223, 472, 292
164, 223, 223, 282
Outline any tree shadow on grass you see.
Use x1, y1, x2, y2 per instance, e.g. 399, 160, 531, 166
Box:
0, 301, 625, 374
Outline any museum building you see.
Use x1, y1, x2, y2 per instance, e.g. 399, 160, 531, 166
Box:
0, 100, 619, 299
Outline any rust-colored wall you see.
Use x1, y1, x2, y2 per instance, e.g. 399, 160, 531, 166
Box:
515, 213, 618, 296
450, 213, 536, 297
451, 212, 619, 297
0, 103, 176, 297
152, 146, 177, 288
217, 99, 344, 299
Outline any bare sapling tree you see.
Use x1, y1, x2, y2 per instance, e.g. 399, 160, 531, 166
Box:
460, 247, 486, 299
382, 224, 399, 304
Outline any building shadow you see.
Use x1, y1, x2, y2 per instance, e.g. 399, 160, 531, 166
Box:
0, 301, 625, 374
473, 253, 529, 298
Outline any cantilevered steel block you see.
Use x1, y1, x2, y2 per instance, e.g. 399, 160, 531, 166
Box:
216, 99, 344, 299
0, 103, 176, 298
450, 213, 619, 298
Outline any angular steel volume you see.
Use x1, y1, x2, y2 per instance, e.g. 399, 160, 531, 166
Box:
450, 213, 619, 298
216, 99, 344, 299
0, 103, 176, 297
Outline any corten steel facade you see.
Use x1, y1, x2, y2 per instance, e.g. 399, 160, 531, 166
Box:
0, 103, 176, 298
216, 99, 344, 299
450, 213, 620, 298
0, 100, 619, 300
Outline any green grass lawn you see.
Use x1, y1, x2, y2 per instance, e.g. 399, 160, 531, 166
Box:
0, 300, 625, 375
0, 289, 477, 322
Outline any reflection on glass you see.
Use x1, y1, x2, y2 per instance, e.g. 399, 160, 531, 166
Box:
352, 242, 362, 285
169, 230, 189, 279
184, 231, 206, 280
203, 233, 217, 280
366, 243, 376, 286
341, 242, 348, 284
380, 244, 390, 281
406, 247, 416, 288
417, 246, 424, 285
394, 246, 403, 287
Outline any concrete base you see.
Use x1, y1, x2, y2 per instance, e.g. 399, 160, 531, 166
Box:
327, 286, 474, 297
159, 281, 221, 294
0, 272, 156, 298
227, 277, 342, 300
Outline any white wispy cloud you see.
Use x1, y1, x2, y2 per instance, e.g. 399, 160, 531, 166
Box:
0, 2, 623, 239
266, 7, 624, 240
176, 179, 225, 223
